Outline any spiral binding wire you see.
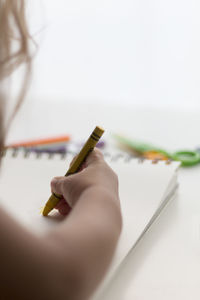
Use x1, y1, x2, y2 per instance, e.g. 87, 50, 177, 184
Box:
1, 147, 173, 165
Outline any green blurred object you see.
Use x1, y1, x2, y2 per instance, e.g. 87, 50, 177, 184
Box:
113, 134, 200, 167
172, 151, 200, 167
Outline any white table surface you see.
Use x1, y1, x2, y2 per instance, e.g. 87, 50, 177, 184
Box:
6, 99, 200, 299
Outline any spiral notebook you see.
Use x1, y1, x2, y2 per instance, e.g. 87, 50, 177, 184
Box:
0, 149, 179, 299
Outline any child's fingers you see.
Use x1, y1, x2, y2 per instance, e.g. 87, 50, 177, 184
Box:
51, 176, 72, 207
51, 176, 64, 194
50, 149, 105, 211
58, 204, 71, 216
55, 198, 71, 216
55, 197, 65, 209
85, 148, 104, 167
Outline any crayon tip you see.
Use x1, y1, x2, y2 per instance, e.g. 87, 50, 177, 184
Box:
42, 205, 53, 216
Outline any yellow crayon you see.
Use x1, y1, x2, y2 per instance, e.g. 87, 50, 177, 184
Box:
42, 126, 105, 216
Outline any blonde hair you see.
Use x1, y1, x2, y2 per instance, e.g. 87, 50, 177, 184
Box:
0, 0, 32, 148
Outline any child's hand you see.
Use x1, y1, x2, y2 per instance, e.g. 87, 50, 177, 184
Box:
49, 148, 121, 298
51, 148, 120, 217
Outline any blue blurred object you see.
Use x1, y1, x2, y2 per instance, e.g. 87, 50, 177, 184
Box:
27, 145, 67, 154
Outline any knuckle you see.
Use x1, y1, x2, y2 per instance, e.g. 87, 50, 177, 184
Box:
93, 148, 103, 160
114, 171, 119, 182
108, 167, 119, 188
51, 177, 65, 194
107, 163, 118, 179
113, 170, 119, 185
50, 177, 57, 190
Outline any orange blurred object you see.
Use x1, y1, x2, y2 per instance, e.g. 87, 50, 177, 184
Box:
6, 135, 71, 148
143, 151, 169, 161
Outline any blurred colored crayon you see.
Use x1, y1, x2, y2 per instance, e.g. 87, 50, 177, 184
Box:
6, 135, 71, 148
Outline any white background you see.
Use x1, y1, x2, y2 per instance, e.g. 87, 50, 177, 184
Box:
14, 0, 200, 109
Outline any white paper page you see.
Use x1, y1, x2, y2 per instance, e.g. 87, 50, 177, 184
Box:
111, 159, 179, 263
91, 158, 179, 299
0, 152, 72, 233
